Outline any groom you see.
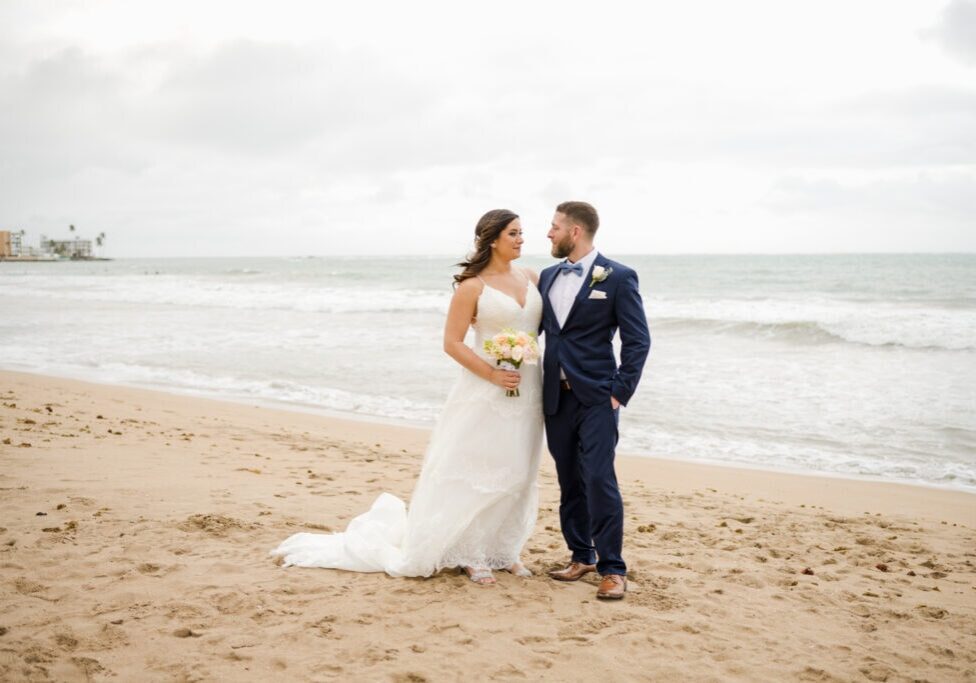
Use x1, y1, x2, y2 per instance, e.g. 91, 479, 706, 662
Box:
539, 201, 650, 600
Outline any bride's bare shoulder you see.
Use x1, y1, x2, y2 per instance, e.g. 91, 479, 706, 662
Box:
452, 276, 484, 304
520, 267, 539, 286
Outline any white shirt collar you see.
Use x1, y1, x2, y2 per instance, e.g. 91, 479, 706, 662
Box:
566, 248, 599, 273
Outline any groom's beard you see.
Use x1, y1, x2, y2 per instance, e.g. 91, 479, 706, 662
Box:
551, 236, 574, 259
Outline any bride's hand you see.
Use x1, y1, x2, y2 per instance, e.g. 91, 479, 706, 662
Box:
489, 368, 521, 390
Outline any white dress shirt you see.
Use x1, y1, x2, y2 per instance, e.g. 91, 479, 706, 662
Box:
548, 249, 599, 380
548, 248, 599, 328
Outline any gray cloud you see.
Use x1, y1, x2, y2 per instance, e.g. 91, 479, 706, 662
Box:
146, 40, 435, 157
0, 47, 140, 175
711, 86, 976, 169
5, 38, 972, 189
761, 171, 976, 223
922, 0, 976, 66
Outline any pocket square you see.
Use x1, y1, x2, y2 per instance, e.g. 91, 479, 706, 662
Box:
588, 290, 607, 300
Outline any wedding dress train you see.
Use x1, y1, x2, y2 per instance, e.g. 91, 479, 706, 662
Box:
270, 278, 544, 577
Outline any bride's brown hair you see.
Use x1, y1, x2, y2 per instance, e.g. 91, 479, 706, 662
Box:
453, 209, 520, 286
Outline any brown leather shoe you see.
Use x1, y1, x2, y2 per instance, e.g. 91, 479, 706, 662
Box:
596, 574, 626, 600
547, 561, 597, 582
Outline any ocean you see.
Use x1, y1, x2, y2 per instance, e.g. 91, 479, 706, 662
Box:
1, 254, 974, 491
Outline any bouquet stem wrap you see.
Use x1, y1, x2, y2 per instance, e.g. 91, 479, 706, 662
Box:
497, 359, 521, 397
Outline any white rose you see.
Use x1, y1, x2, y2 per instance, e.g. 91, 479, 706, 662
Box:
592, 265, 606, 279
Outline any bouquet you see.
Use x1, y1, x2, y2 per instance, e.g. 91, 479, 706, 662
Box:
483, 328, 541, 397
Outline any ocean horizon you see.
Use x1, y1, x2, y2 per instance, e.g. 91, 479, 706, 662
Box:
2, 253, 974, 492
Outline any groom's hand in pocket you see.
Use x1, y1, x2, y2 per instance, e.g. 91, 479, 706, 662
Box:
611, 396, 620, 410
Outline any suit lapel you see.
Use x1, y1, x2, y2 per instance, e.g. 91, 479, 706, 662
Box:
562, 252, 603, 329
541, 266, 559, 325
542, 266, 558, 301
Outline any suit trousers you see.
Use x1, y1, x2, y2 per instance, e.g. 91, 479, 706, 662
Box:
544, 387, 626, 576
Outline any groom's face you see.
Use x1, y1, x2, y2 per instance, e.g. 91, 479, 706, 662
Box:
548, 212, 577, 259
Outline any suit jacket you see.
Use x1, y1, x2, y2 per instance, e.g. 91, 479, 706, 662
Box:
539, 254, 651, 416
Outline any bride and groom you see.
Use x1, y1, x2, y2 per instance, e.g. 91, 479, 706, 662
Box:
271, 201, 651, 601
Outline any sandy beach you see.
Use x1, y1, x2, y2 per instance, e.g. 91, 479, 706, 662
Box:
1, 369, 974, 682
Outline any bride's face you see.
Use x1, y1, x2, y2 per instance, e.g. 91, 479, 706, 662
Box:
493, 219, 524, 261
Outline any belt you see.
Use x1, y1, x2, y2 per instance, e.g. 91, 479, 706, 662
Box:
559, 379, 572, 391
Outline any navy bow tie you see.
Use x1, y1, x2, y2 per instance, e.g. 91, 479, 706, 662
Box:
557, 261, 584, 276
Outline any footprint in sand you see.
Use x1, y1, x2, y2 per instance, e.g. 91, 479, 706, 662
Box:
72, 656, 110, 678
54, 632, 79, 651
309, 615, 340, 638
13, 577, 49, 596
859, 661, 896, 681
178, 514, 257, 535
915, 605, 948, 620
797, 665, 844, 681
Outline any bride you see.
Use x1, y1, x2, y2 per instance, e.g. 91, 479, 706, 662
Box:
271, 209, 544, 585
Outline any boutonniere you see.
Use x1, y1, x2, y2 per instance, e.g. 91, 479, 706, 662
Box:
589, 265, 613, 288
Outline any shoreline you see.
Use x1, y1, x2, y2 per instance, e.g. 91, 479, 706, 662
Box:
3, 368, 973, 526
3, 365, 975, 502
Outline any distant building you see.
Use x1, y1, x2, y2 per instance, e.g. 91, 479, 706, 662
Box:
0, 230, 26, 257
1, 230, 105, 261
41, 237, 93, 259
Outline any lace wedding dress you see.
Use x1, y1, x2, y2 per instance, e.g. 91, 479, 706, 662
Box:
270, 278, 544, 577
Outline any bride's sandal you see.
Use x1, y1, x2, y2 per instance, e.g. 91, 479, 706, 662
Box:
506, 562, 532, 577
461, 566, 496, 585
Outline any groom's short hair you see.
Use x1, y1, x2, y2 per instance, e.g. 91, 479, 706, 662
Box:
556, 201, 599, 237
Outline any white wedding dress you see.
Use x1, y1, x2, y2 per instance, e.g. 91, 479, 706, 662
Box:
270, 278, 544, 577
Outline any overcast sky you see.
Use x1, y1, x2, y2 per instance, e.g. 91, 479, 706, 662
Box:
1, 1, 974, 257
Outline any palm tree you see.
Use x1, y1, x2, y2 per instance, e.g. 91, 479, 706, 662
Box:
96, 232, 106, 247
69, 224, 75, 233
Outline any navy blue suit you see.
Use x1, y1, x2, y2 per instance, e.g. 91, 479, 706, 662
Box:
539, 254, 650, 576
